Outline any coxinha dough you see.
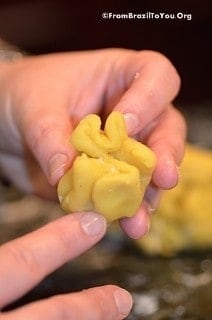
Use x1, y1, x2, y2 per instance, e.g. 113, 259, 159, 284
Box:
57, 111, 156, 222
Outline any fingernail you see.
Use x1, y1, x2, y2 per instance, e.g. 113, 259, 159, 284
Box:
123, 113, 140, 136
145, 186, 162, 212
114, 288, 133, 316
139, 208, 151, 236
163, 158, 179, 188
143, 214, 151, 236
48, 153, 69, 185
176, 165, 181, 180
80, 212, 106, 236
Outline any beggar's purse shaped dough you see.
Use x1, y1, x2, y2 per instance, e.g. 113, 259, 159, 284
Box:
57, 112, 156, 222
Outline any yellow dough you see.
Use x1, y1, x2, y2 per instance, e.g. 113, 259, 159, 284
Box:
135, 144, 212, 255
57, 111, 156, 222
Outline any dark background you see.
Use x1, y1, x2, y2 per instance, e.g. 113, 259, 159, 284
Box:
0, 0, 211, 104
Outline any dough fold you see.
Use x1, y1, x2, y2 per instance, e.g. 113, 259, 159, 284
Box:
58, 111, 156, 222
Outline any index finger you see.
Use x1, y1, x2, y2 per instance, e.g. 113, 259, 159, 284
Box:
115, 50, 181, 135
0, 212, 106, 309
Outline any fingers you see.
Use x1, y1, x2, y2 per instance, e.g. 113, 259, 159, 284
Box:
119, 203, 151, 239
146, 105, 187, 189
9, 58, 76, 186
120, 106, 186, 238
115, 51, 181, 135
0, 212, 107, 309
18, 106, 75, 186
122, 105, 186, 238
2, 285, 132, 320
1, 57, 77, 186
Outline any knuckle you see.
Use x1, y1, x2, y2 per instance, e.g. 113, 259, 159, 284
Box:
138, 49, 169, 65
140, 50, 181, 94
156, 53, 181, 94
167, 62, 181, 95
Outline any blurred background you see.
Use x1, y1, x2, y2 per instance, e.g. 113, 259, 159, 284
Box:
0, 1, 212, 319
0, 0, 211, 104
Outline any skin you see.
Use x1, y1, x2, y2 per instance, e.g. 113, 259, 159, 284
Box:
0, 48, 186, 318
0, 212, 133, 319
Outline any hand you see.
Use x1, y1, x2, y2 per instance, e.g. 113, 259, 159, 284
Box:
0, 49, 186, 238
0, 212, 132, 319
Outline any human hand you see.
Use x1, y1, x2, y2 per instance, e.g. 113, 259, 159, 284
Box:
0, 49, 186, 238
0, 212, 132, 319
